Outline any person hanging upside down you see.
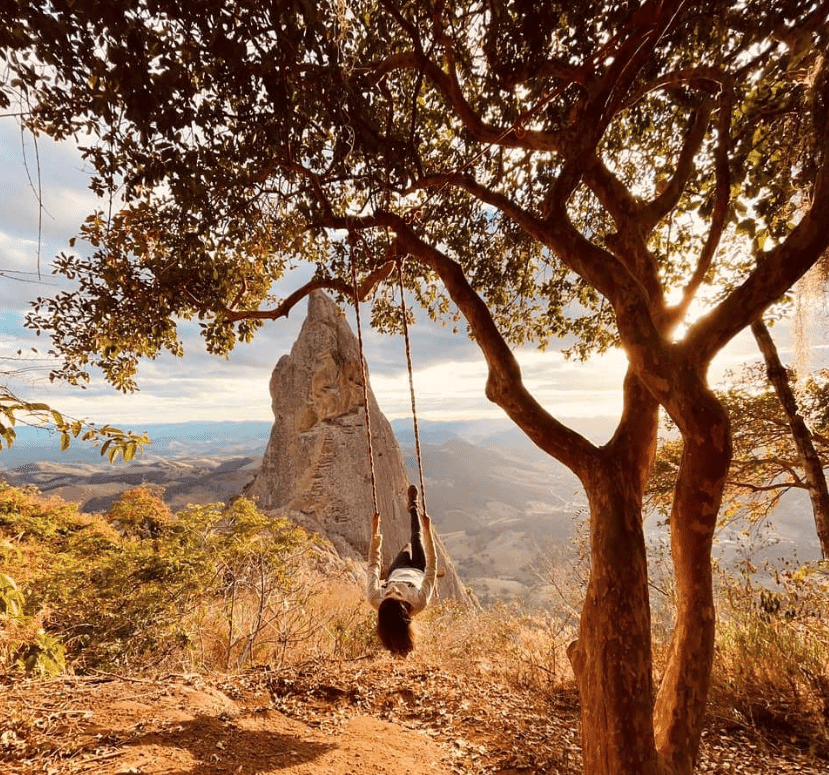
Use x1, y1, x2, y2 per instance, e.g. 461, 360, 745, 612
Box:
367, 484, 437, 657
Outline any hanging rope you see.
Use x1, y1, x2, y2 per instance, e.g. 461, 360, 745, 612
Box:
396, 259, 428, 516
349, 239, 379, 517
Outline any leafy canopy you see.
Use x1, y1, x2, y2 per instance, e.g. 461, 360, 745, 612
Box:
1, 1, 827, 404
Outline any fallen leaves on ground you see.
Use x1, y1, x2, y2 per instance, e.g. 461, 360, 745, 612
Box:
1, 658, 827, 775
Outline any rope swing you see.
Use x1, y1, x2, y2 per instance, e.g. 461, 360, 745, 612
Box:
395, 259, 428, 517
348, 238, 428, 516
349, 239, 379, 518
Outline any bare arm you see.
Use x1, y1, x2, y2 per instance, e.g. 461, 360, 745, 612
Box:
420, 514, 438, 604
366, 512, 384, 609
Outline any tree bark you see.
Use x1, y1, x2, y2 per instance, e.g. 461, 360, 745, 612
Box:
570, 474, 658, 774
653, 372, 730, 775
751, 317, 829, 558
568, 372, 661, 775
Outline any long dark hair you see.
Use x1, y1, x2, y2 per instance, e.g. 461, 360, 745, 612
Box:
377, 598, 415, 656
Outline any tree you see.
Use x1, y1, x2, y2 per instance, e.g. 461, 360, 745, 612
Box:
751, 317, 829, 557
649, 364, 829, 528
3, 2, 829, 773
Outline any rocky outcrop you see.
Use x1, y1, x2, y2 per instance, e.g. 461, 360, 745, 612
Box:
246, 291, 469, 605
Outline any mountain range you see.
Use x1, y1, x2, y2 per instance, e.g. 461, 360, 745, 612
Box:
1, 418, 823, 604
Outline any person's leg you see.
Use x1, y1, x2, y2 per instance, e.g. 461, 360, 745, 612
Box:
383, 485, 427, 576
407, 484, 426, 572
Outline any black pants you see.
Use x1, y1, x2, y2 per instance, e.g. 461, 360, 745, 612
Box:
385, 497, 426, 576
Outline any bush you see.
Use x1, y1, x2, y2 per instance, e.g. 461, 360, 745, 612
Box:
1, 534, 65, 676
12, 628, 65, 676
711, 559, 829, 756
0, 484, 328, 672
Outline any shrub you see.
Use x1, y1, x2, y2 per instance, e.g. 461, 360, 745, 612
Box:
106, 485, 172, 538
711, 559, 829, 756
12, 628, 66, 676
0, 484, 326, 672
2, 535, 65, 676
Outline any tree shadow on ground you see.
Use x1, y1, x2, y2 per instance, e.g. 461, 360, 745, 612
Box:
117, 711, 336, 774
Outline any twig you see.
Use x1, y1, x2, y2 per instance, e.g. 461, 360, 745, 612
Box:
29, 707, 94, 716
88, 669, 157, 684
75, 750, 123, 769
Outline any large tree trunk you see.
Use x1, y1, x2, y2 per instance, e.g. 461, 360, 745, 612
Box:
653, 370, 731, 775
751, 317, 829, 558
571, 466, 658, 774
568, 372, 661, 775
565, 367, 729, 775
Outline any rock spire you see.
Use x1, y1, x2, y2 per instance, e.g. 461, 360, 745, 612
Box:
246, 291, 468, 604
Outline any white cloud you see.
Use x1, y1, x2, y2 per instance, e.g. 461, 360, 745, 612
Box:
2, 122, 827, 435
369, 342, 628, 424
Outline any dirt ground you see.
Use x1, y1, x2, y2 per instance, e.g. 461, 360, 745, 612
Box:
1, 658, 826, 775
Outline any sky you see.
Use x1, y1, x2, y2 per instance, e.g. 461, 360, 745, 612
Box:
1, 120, 827, 445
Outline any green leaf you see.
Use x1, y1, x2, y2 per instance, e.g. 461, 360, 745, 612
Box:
25, 402, 52, 412
0, 425, 16, 450
736, 219, 756, 238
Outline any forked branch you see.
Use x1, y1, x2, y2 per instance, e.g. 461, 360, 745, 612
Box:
221, 261, 396, 323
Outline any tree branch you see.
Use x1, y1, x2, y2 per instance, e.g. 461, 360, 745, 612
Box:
668, 91, 733, 325
598, 0, 689, 124
221, 261, 396, 323
618, 67, 731, 116
371, 50, 563, 152
581, 155, 664, 309
638, 99, 714, 232
421, 169, 680, 404
686, 57, 829, 364
730, 479, 805, 493
686, 173, 829, 364
489, 57, 588, 92
374, 215, 600, 476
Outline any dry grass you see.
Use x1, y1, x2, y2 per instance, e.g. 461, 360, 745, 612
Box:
708, 562, 829, 757
3, 481, 828, 762
186, 540, 827, 762
182, 571, 380, 672
416, 601, 577, 699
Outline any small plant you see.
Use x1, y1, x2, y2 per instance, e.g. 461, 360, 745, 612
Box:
1, 571, 25, 618
13, 629, 66, 677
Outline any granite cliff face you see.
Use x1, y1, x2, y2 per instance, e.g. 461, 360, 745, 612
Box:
246, 291, 469, 604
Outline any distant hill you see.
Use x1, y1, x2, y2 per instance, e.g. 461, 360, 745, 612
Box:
0, 421, 273, 468
0, 421, 273, 516
1, 418, 823, 604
